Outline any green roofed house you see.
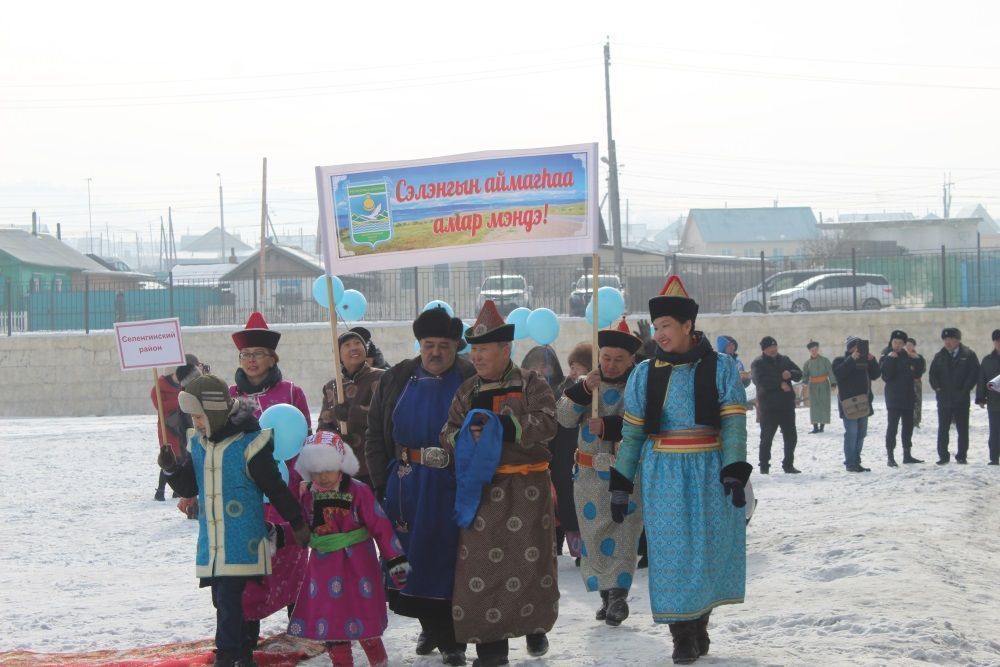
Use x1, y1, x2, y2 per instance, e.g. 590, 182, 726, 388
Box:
680, 207, 820, 258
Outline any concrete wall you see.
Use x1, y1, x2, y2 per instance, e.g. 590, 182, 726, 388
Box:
2, 307, 998, 418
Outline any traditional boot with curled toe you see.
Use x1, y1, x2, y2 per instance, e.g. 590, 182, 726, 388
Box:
604, 588, 630, 627
595, 590, 609, 621
669, 621, 701, 664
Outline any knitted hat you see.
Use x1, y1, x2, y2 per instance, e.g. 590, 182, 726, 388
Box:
649, 276, 698, 323
890, 329, 908, 343
846, 335, 861, 350
295, 430, 359, 481
233, 311, 281, 350
941, 327, 961, 340
413, 306, 464, 341
567, 342, 593, 371
338, 329, 366, 348
598, 318, 642, 354
465, 300, 515, 344
175, 353, 202, 387
760, 336, 777, 350
993, 329, 1000, 341
806, 341, 819, 350
178, 375, 234, 438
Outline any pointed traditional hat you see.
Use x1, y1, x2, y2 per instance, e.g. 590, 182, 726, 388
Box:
597, 317, 642, 354
465, 300, 515, 344
648, 275, 698, 322
232, 311, 281, 350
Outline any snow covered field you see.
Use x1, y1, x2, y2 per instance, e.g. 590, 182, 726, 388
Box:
2, 400, 1000, 666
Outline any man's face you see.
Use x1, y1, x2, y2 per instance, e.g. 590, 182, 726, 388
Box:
994, 339, 1000, 353
943, 337, 960, 352
891, 338, 905, 353
809, 347, 819, 358
470, 342, 511, 380
192, 413, 208, 436
763, 344, 779, 358
339, 338, 367, 370
599, 347, 634, 380
905, 341, 916, 354
419, 337, 458, 376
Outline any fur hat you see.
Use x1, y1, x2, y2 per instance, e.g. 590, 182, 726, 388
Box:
233, 312, 281, 350
295, 430, 359, 481
175, 353, 202, 387
465, 300, 514, 344
413, 307, 464, 341
649, 276, 698, 323
890, 329, 908, 343
760, 336, 777, 350
178, 375, 234, 438
806, 340, 819, 350
567, 342, 593, 371
941, 327, 961, 340
598, 318, 642, 354
993, 329, 1000, 342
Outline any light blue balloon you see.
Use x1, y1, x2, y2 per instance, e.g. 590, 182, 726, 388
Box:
312, 275, 345, 309
422, 300, 455, 317
336, 289, 368, 321
585, 301, 615, 328
596, 286, 626, 322
585, 301, 595, 325
259, 403, 308, 461
506, 307, 531, 341
526, 308, 560, 345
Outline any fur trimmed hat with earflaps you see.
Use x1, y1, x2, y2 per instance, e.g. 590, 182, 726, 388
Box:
178, 374, 236, 438
567, 342, 593, 371
295, 430, 360, 482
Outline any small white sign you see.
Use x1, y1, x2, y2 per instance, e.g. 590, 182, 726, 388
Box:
114, 318, 186, 371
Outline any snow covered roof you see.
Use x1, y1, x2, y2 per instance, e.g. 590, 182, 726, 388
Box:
0, 229, 107, 271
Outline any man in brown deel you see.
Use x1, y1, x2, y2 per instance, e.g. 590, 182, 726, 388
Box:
442, 300, 559, 667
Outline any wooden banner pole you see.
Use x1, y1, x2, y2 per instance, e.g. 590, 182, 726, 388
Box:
152, 368, 169, 448
325, 276, 348, 434
591, 253, 600, 418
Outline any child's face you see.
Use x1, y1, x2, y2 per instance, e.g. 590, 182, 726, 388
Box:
569, 361, 588, 380
312, 470, 342, 488
192, 413, 208, 436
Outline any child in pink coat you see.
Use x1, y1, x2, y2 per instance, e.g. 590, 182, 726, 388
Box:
289, 430, 410, 667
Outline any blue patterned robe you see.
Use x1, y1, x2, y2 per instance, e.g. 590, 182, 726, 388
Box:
614, 353, 748, 623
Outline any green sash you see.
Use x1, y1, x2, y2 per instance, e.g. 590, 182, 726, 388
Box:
309, 527, 370, 553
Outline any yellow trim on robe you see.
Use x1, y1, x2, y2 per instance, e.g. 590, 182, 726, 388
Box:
623, 411, 645, 426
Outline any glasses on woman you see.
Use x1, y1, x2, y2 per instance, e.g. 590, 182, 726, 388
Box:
239, 351, 270, 361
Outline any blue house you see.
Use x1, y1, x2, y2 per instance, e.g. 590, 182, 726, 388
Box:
680, 207, 820, 257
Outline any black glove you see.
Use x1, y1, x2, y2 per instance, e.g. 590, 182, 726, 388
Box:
722, 478, 746, 508
331, 403, 349, 422
610, 490, 630, 523
633, 318, 651, 343
157, 445, 178, 473
292, 522, 312, 548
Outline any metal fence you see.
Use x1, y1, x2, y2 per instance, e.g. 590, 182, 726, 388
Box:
2, 246, 999, 334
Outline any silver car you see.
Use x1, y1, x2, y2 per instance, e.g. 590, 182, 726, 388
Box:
731, 269, 850, 313
768, 273, 894, 312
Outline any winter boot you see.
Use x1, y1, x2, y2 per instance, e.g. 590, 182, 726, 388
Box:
153, 489, 166, 501
783, 465, 801, 474
887, 450, 898, 467
809, 424, 820, 434
696, 612, 711, 656
759, 464, 769, 475
213, 650, 236, 667
595, 590, 609, 621
902, 449, 923, 463
442, 649, 468, 666
819, 423, 825, 432
669, 621, 701, 664
415, 630, 436, 656
525, 633, 549, 657
605, 588, 630, 626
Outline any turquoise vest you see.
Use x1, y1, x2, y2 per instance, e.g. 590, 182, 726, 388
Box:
190, 429, 272, 578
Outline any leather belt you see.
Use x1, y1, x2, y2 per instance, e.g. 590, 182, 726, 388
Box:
809, 375, 829, 384
401, 447, 450, 469
575, 450, 616, 471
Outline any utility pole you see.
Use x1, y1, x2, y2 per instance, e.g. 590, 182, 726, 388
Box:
159, 217, 167, 273
168, 207, 177, 269
87, 178, 93, 253
217, 173, 226, 262
626, 198, 630, 246
943, 173, 954, 218
603, 38, 623, 270
259, 158, 268, 303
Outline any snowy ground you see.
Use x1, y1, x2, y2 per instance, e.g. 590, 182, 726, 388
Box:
2, 400, 1000, 666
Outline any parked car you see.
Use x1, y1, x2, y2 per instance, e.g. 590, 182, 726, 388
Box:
478, 274, 532, 315
568, 274, 625, 317
768, 273, 893, 312
731, 268, 850, 313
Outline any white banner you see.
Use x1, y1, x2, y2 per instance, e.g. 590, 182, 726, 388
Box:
114, 318, 186, 371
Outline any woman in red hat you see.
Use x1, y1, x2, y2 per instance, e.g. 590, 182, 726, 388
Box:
229, 311, 312, 652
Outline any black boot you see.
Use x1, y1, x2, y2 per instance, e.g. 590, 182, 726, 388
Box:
887, 450, 898, 467
605, 588, 629, 626
415, 630, 436, 656
759, 464, 770, 475
820, 423, 825, 432
595, 590, 609, 621
809, 424, 820, 434
525, 633, 549, 657
902, 449, 924, 464
696, 612, 711, 656
669, 621, 701, 664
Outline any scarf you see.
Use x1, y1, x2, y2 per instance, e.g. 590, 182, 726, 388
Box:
234, 365, 283, 395
644, 332, 719, 435
453, 409, 504, 528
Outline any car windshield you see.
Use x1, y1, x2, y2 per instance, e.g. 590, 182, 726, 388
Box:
576, 276, 620, 289
482, 277, 524, 291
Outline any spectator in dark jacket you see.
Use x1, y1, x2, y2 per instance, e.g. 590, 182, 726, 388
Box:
751, 336, 803, 474
974, 329, 1000, 465
833, 336, 881, 472
929, 327, 980, 464
880, 329, 926, 466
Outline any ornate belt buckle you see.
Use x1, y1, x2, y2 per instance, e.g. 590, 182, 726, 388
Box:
592, 452, 614, 472
421, 447, 450, 469
397, 463, 412, 478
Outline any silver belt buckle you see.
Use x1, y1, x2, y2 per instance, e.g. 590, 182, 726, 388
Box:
421, 447, 450, 469
592, 452, 614, 472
